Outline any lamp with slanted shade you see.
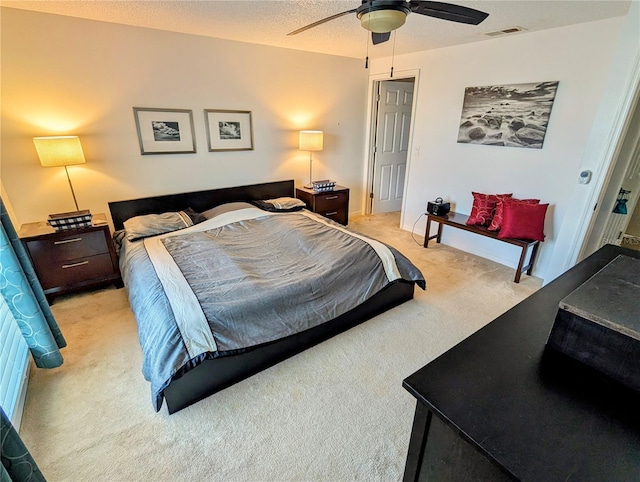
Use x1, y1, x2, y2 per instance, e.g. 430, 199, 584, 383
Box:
34, 136, 86, 212
299, 130, 323, 189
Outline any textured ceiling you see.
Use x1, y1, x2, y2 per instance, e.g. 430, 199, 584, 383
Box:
2, 0, 632, 59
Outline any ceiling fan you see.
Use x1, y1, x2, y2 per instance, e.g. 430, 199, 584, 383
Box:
287, 0, 489, 45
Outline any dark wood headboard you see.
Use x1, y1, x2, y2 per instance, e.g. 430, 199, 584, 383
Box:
108, 180, 295, 230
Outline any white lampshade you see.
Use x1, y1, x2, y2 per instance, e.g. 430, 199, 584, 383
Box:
33, 136, 86, 167
299, 130, 324, 152
360, 10, 407, 33
34, 136, 86, 212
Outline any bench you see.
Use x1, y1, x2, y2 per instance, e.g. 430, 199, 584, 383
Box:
424, 211, 540, 283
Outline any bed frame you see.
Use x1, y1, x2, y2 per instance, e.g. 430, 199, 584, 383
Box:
108, 179, 416, 414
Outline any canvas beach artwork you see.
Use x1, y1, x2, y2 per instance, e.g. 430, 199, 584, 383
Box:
457, 81, 559, 149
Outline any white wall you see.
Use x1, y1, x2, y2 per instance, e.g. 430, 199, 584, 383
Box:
369, 17, 631, 281
549, 0, 640, 280
0, 8, 369, 227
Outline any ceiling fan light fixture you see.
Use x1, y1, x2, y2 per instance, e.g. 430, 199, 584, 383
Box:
359, 9, 407, 33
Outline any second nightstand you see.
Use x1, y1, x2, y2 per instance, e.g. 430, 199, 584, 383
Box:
296, 185, 349, 225
19, 213, 122, 303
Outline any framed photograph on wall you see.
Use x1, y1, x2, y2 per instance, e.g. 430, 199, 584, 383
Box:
133, 107, 196, 154
204, 109, 254, 151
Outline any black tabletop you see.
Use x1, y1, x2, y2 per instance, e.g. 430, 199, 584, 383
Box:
403, 244, 640, 481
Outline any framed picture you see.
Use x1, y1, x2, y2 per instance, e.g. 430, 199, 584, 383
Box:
457, 81, 559, 149
133, 107, 196, 154
204, 109, 254, 151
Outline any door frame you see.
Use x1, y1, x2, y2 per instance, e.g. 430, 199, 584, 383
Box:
362, 69, 420, 223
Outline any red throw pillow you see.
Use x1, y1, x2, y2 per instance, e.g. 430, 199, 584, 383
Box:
488, 198, 540, 231
498, 202, 549, 241
466, 192, 513, 227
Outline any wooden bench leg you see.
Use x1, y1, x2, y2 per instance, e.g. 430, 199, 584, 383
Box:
526, 242, 540, 275
514, 242, 540, 283
424, 218, 431, 248
424, 218, 443, 248
515, 246, 528, 283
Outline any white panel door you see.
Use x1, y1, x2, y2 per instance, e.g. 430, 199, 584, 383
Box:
372, 80, 413, 214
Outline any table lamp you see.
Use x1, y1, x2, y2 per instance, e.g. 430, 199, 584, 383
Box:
34, 136, 86, 212
299, 130, 323, 188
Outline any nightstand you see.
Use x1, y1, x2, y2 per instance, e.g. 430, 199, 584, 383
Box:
19, 213, 122, 303
295, 185, 349, 225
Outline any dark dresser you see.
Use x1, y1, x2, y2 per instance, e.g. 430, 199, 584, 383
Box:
403, 244, 640, 481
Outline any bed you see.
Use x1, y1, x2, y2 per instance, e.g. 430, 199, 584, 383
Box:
109, 180, 425, 414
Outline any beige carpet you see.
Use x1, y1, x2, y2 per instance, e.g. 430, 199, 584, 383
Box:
19, 212, 541, 482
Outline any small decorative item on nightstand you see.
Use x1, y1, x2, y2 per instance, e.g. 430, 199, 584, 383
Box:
296, 185, 349, 225
19, 213, 122, 303
311, 180, 336, 192
47, 209, 93, 231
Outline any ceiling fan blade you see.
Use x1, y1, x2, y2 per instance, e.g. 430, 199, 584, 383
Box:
372, 32, 391, 45
287, 8, 358, 36
410, 1, 489, 25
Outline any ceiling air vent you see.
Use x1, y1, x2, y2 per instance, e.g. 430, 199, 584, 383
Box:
484, 26, 526, 37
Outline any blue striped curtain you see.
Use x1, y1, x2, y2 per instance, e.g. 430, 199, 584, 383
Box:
0, 198, 65, 368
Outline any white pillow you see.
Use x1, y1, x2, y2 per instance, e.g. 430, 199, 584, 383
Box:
200, 202, 255, 220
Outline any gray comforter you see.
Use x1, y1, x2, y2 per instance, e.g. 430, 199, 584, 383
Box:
120, 206, 425, 410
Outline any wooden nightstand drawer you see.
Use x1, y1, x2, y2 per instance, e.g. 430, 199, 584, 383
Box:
36, 253, 116, 290
314, 191, 348, 212
320, 208, 347, 224
25, 230, 109, 263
